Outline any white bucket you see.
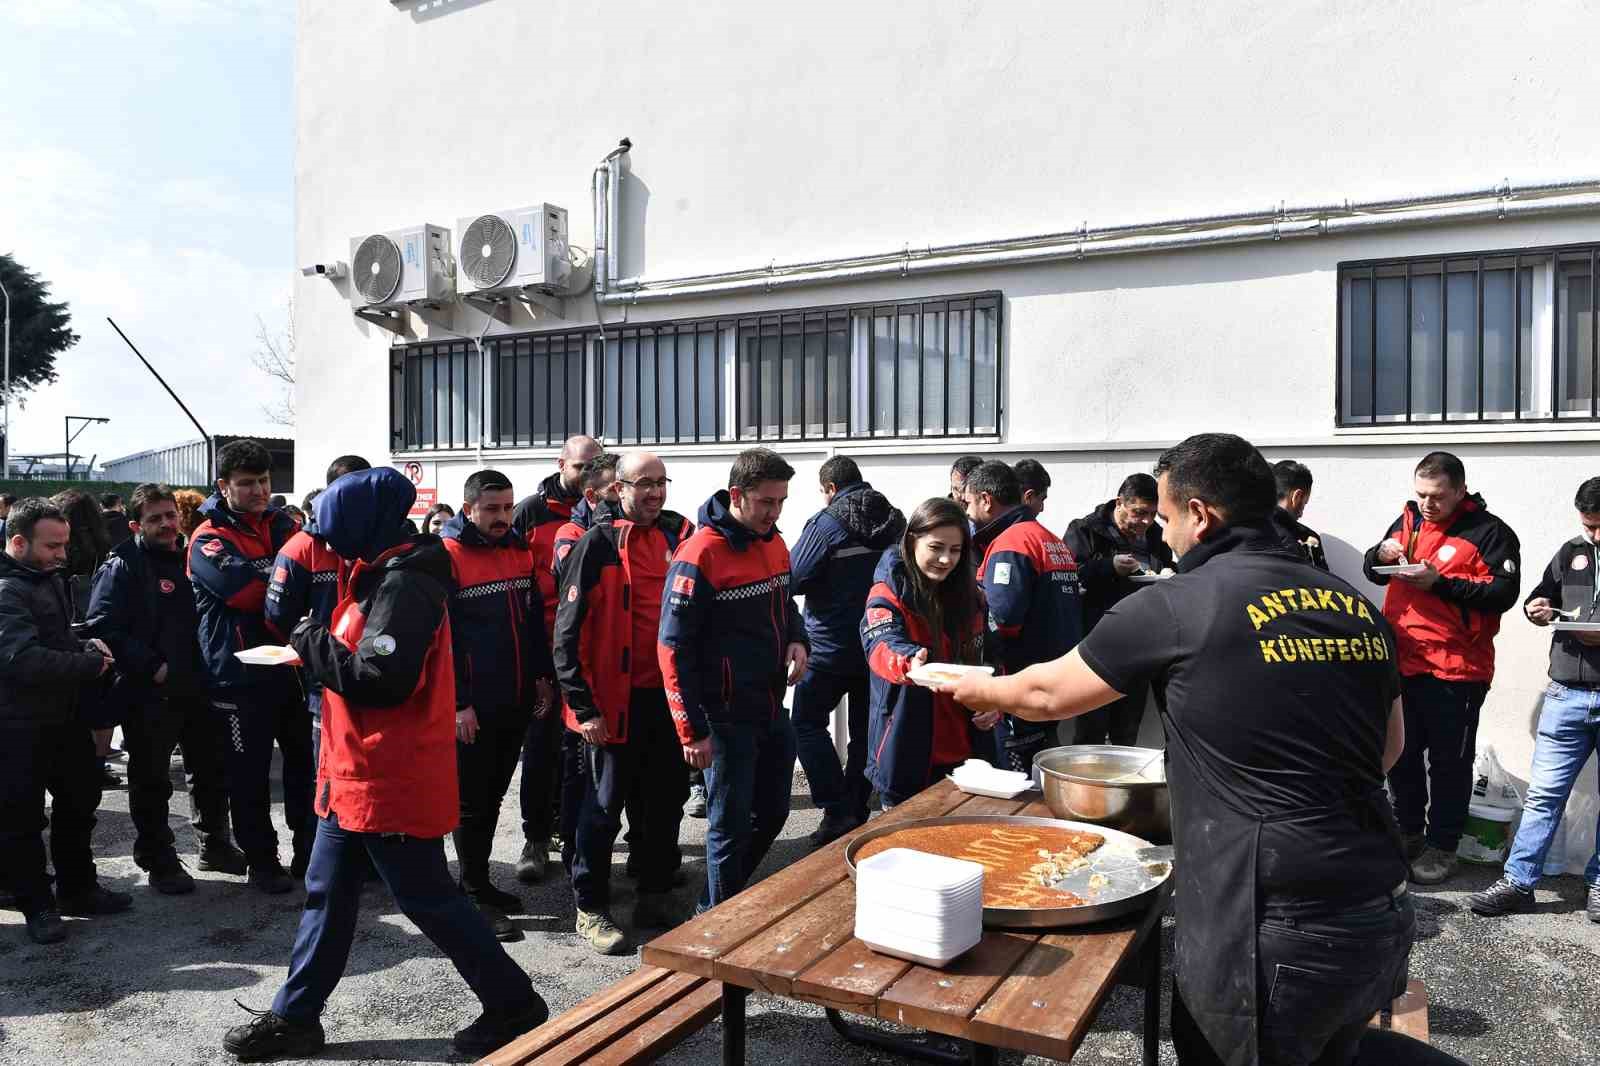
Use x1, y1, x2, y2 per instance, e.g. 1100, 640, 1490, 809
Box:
1457, 800, 1517, 865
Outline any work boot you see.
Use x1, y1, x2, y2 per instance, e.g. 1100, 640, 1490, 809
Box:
198, 840, 249, 876
452, 995, 550, 1057
149, 860, 197, 896
576, 909, 628, 955
1587, 883, 1600, 923
1401, 833, 1426, 862
1469, 877, 1533, 917
58, 885, 133, 916
464, 881, 522, 914
24, 909, 67, 944
808, 810, 867, 849
248, 861, 295, 895
222, 1002, 326, 1062
632, 892, 682, 930
1408, 847, 1459, 886
515, 841, 548, 884
475, 902, 523, 943
685, 783, 708, 818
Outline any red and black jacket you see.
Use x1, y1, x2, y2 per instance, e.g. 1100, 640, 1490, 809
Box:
658, 491, 807, 745
514, 471, 581, 638
862, 547, 989, 800
187, 494, 299, 689
975, 507, 1085, 674
440, 513, 554, 714
552, 505, 693, 744
551, 496, 601, 581
1362, 494, 1521, 683
266, 528, 345, 715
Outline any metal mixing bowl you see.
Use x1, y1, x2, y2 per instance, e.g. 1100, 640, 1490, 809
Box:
1034, 745, 1171, 843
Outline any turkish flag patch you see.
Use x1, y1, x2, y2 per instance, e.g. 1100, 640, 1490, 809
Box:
672, 575, 695, 595
866, 606, 892, 625
567, 586, 579, 603
273, 566, 288, 585
200, 539, 224, 558
158, 579, 176, 594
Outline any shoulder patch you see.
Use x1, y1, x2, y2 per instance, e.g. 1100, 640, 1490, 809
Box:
1503, 558, 1517, 574
273, 566, 288, 584
1436, 544, 1457, 563
866, 606, 892, 625
567, 585, 579, 602
1572, 554, 1589, 572
371, 633, 396, 656
672, 574, 695, 595
201, 539, 225, 558
993, 562, 1012, 586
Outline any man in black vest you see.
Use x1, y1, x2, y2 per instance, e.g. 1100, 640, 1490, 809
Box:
1272, 460, 1329, 571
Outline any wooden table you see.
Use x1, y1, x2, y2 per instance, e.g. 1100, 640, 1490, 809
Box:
642, 780, 1171, 1066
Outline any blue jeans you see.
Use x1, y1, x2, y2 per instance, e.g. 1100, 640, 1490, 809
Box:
700, 709, 797, 910
1503, 681, 1600, 889
791, 668, 871, 823
272, 813, 534, 1022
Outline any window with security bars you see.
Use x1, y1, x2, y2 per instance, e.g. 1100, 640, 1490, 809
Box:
1338, 245, 1598, 424
391, 340, 482, 450
488, 331, 588, 447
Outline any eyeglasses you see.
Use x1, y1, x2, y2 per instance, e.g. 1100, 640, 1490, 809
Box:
618, 477, 672, 492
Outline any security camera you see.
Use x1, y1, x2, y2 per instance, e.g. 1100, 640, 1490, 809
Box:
301, 262, 348, 279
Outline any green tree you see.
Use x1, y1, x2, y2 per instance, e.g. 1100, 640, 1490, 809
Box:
0, 253, 79, 398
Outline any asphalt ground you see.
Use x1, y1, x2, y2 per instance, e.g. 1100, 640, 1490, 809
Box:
1, 750, 1596, 1066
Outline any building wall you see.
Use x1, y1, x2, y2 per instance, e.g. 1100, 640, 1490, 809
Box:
296, 0, 1600, 845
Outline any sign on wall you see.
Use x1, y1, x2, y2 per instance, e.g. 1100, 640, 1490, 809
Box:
396, 460, 436, 519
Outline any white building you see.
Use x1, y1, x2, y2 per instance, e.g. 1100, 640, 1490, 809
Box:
295, 1, 1600, 862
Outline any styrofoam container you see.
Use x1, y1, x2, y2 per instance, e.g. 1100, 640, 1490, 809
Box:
858, 848, 986, 893
856, 880, 982, 917
857, 922, 983, 967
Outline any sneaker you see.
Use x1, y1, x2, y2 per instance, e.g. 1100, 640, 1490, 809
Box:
222, 1002, 326, 1062
1469, 876, 1533, 917
515, 842, 548, 884
465, 882, 522, 914
685, 783, 708, 819
24, 909, 67, 944
248, 862, 295, 895
198, 841, 249, 876
1408, 846, 1459, 886
452, 995, 550, 1057
632, 892, 682, 930
808, 810, 867, 849
1587, 883, 1600, 924
149, 862, 197, 896
575, 909, 628, 955
476, 902, 523, 943
58, 885, 133, 916
1401, 833, 1426, 862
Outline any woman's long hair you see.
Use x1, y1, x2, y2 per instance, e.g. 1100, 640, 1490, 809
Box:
51, 489, 110, 578
174, 490, 207, 538
897, 497, 981, 659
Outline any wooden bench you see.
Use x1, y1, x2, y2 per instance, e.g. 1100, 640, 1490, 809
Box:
1370, 979, 1429, 1042
476, 965, 723, 1066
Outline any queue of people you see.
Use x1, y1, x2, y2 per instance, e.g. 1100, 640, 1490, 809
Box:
2, 429, 1597, 1065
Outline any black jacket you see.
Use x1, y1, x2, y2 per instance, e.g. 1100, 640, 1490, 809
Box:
86, 535, 204, 701
1526, 536, 1600, 687
1062, 500, 1174, 629
0, 553, 106, 727
1273, 507, 1330, 571
790, 482, 906, 675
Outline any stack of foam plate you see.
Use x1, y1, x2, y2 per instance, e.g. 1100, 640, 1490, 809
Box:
950, 758, 1034, 798
854, 848, 984, 967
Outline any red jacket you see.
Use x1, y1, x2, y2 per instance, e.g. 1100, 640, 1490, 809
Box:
1362, 495, 1521, 683
515, 472, 581, 638
552, 507, 693, 744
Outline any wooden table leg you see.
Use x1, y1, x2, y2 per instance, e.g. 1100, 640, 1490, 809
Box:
723, 985, 748, 1066
1141, 927, 1161, 1066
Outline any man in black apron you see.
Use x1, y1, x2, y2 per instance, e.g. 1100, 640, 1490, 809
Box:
949, 433, 1452, 1066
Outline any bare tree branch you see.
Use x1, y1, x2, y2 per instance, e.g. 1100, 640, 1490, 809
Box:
252, 299, 295, 426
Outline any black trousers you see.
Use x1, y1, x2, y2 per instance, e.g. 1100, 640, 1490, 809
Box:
0, 722, 103, 910
454, 708, 534, 891
570, 690, 688, 911
1388, 674, 1488, 853
519, 708, 560, 847
1072, 683, 1150, 747
211, 681, 315, 869
123, 685, 231, 869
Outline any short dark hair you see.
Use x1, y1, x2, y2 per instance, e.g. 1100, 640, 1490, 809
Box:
326, 454, 371, 485
584, 453, 622, 491
302, 487, 324, 512
6, 498, 67, 543
819, 455, 863, 490
128, 483, 177, 522
729, 448, 795, 492
463, 469, 514, 504
0, 494, 16, 508
1414, 451, 1465, 488
1014, 458, 1050, 496
1272, 460, 1313, 500
951, 455, 983, 480
99, 493, 124, 511
1118, 473, 1158, 503
268, 495, 288, 510
964, 461, 1020, 506
216, 439, 272, 481
1575, 477, 1600, 514
1153, 433, 1277, 525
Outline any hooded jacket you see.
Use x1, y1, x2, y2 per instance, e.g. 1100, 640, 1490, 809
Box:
187, 495, 299, 689
861, 547, 988, 800
86, 534, 204, 701
1361, 493, 1521, 683
290, 468, 459, 837
440, 512, 554, 714
790, 481, 906, 675
515, 471, 582, 638
658, 490, 807, 745
553, 505, 693, 743
0, 552, 106, 727
1062, 499, 1175, 630
266, 519, 345, 717
974, 506, 1085, 677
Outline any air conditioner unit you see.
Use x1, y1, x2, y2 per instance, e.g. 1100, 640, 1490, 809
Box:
348, 224, 455, 310
455, 204, 570, 299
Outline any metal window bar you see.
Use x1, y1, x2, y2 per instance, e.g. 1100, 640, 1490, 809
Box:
1476, 260, 1485, 421
1591, 247, 1597, 419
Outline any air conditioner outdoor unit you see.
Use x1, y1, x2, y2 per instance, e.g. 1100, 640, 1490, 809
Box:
455, 204, 570, 299
348, 224, 455, 310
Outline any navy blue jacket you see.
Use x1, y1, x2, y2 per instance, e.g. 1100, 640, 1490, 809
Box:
188, 495, 299, 689
790, 481, 905, 676
87, 535, 204, 703
439, 512, 553, 715
974, 506, 1084, 678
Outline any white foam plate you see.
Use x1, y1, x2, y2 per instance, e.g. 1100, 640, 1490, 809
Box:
1552, 621, 1600, 633
1128, 573, 1172, 584
1372, 563, 1428, 577
948, 774, 1036, 800
907, 662, 995, 689
235, 645, 302, 666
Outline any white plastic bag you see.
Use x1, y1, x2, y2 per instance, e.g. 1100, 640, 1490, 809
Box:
1471, 745, 1523, 810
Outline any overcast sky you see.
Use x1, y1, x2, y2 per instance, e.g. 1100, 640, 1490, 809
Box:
0, 0, 293, 466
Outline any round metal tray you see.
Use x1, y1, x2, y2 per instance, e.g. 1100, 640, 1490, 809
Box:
844, 815, 1171, 929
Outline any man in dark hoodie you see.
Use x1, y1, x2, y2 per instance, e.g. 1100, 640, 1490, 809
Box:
1062, 473, 1174, 746
222, 468, 547, 1062
790, 455, 905, 846
87, 483, 241, 894
1273, 459, 1329, 571
440, 469, 556, 939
